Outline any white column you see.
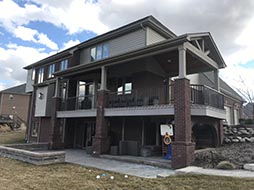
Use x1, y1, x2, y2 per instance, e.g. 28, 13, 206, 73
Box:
54, 77, 59, 97
100, 66, 107, 90
178, 44, 187, 78
214, 69, 220, 91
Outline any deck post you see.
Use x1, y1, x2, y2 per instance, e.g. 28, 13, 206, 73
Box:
92, 66, 110, 155
171, 45, 195, 169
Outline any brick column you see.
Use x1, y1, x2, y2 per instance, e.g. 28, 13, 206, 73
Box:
49, 96, 64, 149
92, 90, 110, 155
217, 120, 224, 145
171, 78, 195, 169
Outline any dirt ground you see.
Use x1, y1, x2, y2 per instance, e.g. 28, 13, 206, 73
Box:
193, 143, 254, 169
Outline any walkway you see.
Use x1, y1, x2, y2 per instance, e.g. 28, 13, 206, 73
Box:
176, 166, 254, 178
65, 149, 254, 179
65, 149, 175, 178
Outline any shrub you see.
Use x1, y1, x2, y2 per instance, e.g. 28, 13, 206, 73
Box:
216, 161, 235, 170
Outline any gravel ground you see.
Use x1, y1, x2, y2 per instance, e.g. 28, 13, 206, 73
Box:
193, 143, 254, 169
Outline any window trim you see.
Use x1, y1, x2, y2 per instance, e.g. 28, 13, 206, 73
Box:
60, 59, 68, 71
48, 64, 55, 78
38, 68, 44, 84
90, 43, 109, 62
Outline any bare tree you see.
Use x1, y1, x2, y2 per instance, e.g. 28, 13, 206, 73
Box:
236, 77, 254, 119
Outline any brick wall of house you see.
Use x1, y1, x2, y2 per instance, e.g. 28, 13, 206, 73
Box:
0, 93, 30, 123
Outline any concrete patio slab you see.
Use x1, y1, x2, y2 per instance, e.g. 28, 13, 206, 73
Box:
65, 149, 175, 178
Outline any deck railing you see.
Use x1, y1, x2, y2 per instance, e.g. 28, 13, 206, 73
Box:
107, 86, 174, 108
59, 85, 224, 111
190, 85, 224, 109
60, 95, 95, 111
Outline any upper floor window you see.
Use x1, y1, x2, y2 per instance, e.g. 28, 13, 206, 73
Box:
38, 68, 44, 83
90, 43, 109, 62
31, 69, 36, 81
60, 59, 68, 71
48, 64, 55, 78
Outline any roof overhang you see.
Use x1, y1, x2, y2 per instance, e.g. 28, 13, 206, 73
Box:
55, 32, 226, 78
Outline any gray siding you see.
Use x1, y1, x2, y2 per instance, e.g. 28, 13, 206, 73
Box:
79, 29, 146, 65
80, 48, 90, 65
146, 27, 166, 45
35, 86, 48, 117
25, 69, 34, 93
109, 29, 146, 57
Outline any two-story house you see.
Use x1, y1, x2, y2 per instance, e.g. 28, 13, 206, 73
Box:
24, 16, 242, 168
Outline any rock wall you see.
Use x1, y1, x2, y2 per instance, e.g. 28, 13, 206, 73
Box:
224, 125, 254, 143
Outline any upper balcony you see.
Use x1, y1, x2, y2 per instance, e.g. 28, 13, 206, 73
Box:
57, 84, 225, 119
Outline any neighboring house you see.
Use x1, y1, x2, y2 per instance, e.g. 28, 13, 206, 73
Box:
243, 103, 254, 119
0, 84, 31, 124
24, 16, 237, 168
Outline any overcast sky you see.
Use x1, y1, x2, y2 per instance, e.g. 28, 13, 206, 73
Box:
0, 0, 253, 97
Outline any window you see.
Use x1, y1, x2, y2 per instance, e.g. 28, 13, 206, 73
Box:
38, 68, 44, 83
60, 59, 68, 71
90, 43, 109, 61
117, 77, 132, 95
31, 69, 36, 81
48, 64, 55, 78
125, 78, 132, 94
59, 82, 67, 99
77, 81, 94, 109
31, 121, 39, 137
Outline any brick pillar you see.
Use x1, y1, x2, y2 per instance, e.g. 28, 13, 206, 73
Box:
171, 78, 195, 169
217, 120, 224, 145
92, 90, 110, 155
49, 97, 64, 149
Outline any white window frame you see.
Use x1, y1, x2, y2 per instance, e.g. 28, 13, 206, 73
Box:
38, 68, 44, 84
60, 59, 68, 71
90, 43, 109, 62
48, 64, 55, 78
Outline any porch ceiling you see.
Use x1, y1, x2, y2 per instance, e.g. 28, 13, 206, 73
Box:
153, 50, 216, 78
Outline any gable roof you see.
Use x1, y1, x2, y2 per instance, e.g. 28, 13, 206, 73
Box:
186, 33, 226, 69
1, 84, 27, 95
24, 15, 176, 70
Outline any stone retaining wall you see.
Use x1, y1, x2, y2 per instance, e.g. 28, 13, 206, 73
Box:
6, 143, 49, 151
224, 125, 254, 143
0, 144, 65, 165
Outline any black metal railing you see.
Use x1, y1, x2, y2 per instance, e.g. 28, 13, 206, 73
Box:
60, 95, 95, 111
106, 86, 174, 108
190, 85, 224, 109
59, 85, 224, 111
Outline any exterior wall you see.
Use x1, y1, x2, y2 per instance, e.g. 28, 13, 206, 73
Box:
109, 29, 146, 57
0, 93, 30, 123
25, 69, 34, 93
39, 117, 52, 142
224, 96, 241, 125
146, 27, 166, 45
186, 73, 200, 84
35, 86, 48, 117
80, 29, 146, 65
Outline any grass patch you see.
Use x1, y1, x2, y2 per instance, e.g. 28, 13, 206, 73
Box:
0, 130, 26, 144
0, 157, 253, 190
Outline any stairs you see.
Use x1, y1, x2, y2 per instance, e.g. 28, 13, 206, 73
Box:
0, 115, 26, 129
